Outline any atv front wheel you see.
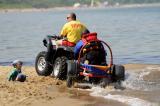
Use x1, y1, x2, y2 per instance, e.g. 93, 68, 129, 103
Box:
35, 51, 52, 76
52, 56, 67, 80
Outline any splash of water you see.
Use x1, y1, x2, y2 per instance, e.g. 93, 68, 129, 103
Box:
104, 94, 156, 106
86, 66, 160, 106
89, 86, 157, 106
122, 66, 160, 91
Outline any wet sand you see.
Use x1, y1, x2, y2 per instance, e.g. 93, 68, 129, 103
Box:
0, 66, 126, 106
0, 64, 159, 106
0, 66, 91, 106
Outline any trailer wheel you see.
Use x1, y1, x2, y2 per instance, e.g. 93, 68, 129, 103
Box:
99, 78, 111, 88
113, 65, 125, 81
66, 76, 74, 88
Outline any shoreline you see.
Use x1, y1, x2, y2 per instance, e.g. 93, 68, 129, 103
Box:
0, 65, 129, 106
0, 3, 160, 13
0, 66, 92, 106
0, 64, 160, 106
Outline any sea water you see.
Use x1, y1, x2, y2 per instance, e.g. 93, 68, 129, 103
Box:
0, 6, 160, 65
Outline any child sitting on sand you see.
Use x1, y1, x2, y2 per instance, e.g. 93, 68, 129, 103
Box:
8, 60, 26, 82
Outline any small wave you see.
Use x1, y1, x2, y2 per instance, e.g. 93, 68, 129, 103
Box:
104, 94, 156, 106
0, 61, 34, 66
0, 61, 12, 66
89, 86, 115, 95
89, 87, 157, 106
122, 66, 160, 91
86, 66, 160, 106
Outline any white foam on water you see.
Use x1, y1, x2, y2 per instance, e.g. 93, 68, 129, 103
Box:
88, 86, 158, 106
104, 94, 156, 106
146, 66, 160, 70
88, 86, 115, 95
122, 66, 160, 91
122, 71, 147, 91
86, 66, 160, 106
139, 70, 150, 80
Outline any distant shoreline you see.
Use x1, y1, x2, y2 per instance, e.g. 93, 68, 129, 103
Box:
0, 3, 160, 13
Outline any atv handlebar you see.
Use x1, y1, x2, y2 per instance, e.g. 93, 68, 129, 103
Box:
43, 35, 66, 47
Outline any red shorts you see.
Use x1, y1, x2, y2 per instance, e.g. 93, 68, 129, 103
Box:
62, 40, 75, 47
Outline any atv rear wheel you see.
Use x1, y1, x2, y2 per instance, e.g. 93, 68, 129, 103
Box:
35, 51, 52, 76
52, 56, 67, 80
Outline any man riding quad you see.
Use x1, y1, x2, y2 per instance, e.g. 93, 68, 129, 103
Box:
45, 12, 89, 64
35, 31, 125, 88
35, 12, 89, 79
35, 13, 125, 88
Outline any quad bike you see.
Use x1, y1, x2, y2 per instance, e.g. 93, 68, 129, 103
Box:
66, 34, 125, 88
35, 35, 74, 80
35, 34, 125, 88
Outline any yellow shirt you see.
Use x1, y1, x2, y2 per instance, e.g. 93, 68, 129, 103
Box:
60, 20, 87, 43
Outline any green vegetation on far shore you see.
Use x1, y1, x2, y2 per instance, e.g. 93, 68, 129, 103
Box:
0, 0, 160, 9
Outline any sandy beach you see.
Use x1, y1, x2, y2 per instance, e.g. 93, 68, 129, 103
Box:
0, 65, 125, 106
0, 64, 159, 106
0, 66, 92, 106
